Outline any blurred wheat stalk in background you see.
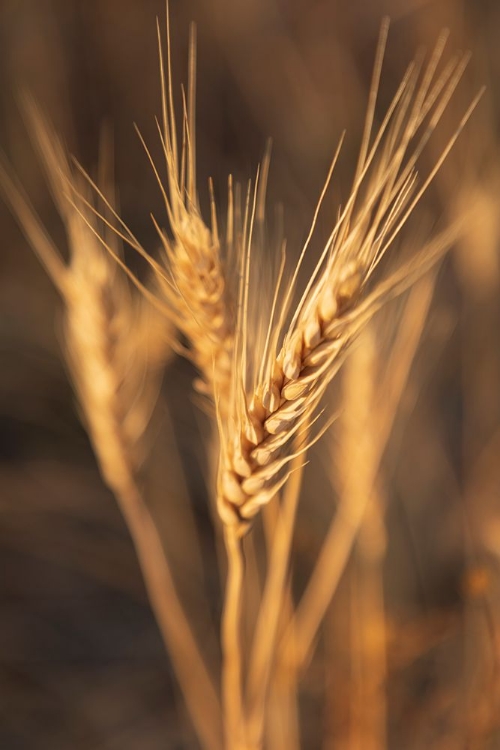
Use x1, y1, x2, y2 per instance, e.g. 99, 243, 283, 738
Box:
1, 5, 499, 750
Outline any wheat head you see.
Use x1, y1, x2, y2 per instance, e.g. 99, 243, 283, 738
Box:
3, 101, 165, 492
88, 17, 235, 411
216, 28, 481, 536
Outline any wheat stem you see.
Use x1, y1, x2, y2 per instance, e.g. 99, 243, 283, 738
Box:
216, 38, 477, 538
116, 477, 223, 750
222, 525, 246, 750
339, 329, 386, 750
245, 453, 305, 748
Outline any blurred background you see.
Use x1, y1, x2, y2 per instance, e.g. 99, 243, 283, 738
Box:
0, 0, 499, 748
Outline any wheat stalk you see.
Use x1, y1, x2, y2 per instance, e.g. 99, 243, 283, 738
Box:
338, 327, 387, 750
216, 29, 481, 749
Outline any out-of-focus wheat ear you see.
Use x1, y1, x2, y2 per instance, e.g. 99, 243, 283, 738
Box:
216, 32, 481, 539
0, 111, 223, 750
282, 270, 438, 672
339, 329, 387, 750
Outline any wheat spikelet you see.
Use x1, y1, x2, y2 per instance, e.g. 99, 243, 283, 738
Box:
217, 28, 481, 536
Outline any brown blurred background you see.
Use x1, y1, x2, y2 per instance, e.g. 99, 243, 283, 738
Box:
1, 1, 499, 748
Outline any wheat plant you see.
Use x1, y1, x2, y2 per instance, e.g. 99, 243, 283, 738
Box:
0, 8, 488, 750
0, 101, 223, 750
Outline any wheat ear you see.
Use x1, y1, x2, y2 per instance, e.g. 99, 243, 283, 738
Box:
150, 17, 234, 404
216, 29, 482, 537
73, 14, 234, 411
0, 103, 222, 750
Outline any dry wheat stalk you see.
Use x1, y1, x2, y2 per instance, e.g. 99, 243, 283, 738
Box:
216, 27, 481, 538
0, 103, 223, 750
340, 328, 387, 750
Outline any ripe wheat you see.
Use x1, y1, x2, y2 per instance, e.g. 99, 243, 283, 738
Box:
217, 27, 481, 536
0, 11, 485, 750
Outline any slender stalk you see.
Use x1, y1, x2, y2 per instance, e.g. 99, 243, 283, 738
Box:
287, 462, 374, 670
342, 330, 387, 749
260, 503, 301, 750
355, 495, 387, 750
265, 666, 301, 750
246, 456, 305, 748
115, 477, 223, 750
222, 525, 246, 750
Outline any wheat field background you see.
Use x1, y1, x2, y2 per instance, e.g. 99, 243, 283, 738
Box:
0, 0, 499, 748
